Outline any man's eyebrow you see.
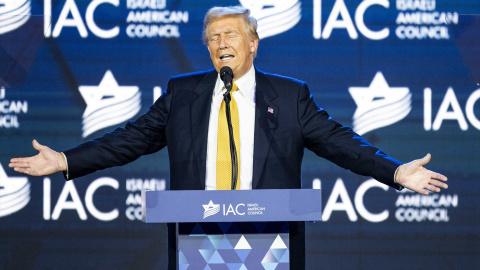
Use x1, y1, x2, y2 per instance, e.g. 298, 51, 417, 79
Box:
209, 29, 239, 37
212, 27, 239, 34
224, 28, 239, 34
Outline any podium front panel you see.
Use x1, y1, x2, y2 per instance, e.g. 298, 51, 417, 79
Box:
142, 189, 319, 269
177, 222, 290, 269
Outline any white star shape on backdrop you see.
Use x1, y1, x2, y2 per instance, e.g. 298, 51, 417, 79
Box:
0, 162, 30, 218
0, 163, 28, 196
79, 70, 139, 117
349, 72, 410, 117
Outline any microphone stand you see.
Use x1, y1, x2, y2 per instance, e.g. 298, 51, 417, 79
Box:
223, 89, 238, 190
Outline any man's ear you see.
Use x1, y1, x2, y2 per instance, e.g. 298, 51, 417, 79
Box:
250, 38, 259, 54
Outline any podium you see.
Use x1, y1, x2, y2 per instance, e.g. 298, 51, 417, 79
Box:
142, 189, 322, 269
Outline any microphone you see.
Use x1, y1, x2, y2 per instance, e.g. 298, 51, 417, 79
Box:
220, 66, 234, 92
219, 66, 238, 190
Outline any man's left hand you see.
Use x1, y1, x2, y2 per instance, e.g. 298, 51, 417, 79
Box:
395, 153, 448, 195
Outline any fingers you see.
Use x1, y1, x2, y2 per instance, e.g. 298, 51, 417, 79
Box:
9, 141, 41, 167
11, 166, 38, 177
9, 157, 31, 168
12, 166, 29, 174
429, 179, 448, 190
418, 189, 429, 196
425, 170, 448, 190
9, 159, 33, 175
416, 178, 448, 195
9, 156, 44, 176
431, 171, 448, 182
426, 184, 440, 193
10, 140, 43, 168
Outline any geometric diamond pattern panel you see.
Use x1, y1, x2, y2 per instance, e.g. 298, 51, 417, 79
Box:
178, 222, 290, 269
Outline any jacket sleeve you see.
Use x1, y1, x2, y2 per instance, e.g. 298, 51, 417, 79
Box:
297, 82, 403, 190
62, 78, 176, 180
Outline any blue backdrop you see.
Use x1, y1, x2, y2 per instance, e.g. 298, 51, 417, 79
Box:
1, 0, 479, 269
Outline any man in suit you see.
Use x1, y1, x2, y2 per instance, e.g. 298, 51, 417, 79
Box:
10, 5, 447, 269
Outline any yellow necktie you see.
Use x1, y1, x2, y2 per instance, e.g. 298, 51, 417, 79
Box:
216, 83, 240, 190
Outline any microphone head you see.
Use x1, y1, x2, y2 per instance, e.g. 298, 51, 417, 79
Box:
220, 66, 234, 91
220, 66, 234, 80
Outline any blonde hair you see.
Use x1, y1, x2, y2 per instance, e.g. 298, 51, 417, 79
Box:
202, 6, 259, 56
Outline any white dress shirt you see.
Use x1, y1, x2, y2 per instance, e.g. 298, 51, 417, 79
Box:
205, 65, 256, 190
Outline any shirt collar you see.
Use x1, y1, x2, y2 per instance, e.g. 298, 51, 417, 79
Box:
214, 65, 256, 102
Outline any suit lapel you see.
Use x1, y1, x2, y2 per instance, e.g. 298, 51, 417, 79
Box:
252, 68, 278, 189
187, 68, 279, 190
190, 70, 217, 189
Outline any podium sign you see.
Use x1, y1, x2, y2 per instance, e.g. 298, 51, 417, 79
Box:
142, 189, 322, 223
142, 189, 321, 269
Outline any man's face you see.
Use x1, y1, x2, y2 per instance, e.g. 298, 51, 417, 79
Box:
206, 16, 258, 80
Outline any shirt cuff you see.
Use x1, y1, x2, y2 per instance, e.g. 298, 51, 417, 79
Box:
61, 152, 70, 180
394, 165, 404, 191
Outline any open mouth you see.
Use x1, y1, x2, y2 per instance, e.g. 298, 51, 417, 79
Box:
220, 54, 234, 61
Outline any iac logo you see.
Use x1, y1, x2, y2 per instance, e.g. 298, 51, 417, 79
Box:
0, 0, 31, 35
0, 162, 30, 217
203, 201, 251, 219
240, 0, 301, 39
349, 72, 411, 135
43, 0, 188, 39
79, 70, 141, 138
203, 200, 220, 219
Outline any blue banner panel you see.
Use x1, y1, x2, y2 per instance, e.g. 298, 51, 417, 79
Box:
142, 189, 322, 223
1, 0, 479, 269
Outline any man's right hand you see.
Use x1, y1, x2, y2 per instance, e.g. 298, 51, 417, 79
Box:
9, 139, 67, 176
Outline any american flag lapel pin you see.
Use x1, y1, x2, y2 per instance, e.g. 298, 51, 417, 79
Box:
268, 107, 274, 114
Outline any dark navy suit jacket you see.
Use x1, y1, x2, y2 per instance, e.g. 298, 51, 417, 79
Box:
64, 67, 402, 190
63, 67, 402, 269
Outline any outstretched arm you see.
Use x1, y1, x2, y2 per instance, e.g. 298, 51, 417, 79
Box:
9, 139, 67, 177
395, 153, 448, 195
